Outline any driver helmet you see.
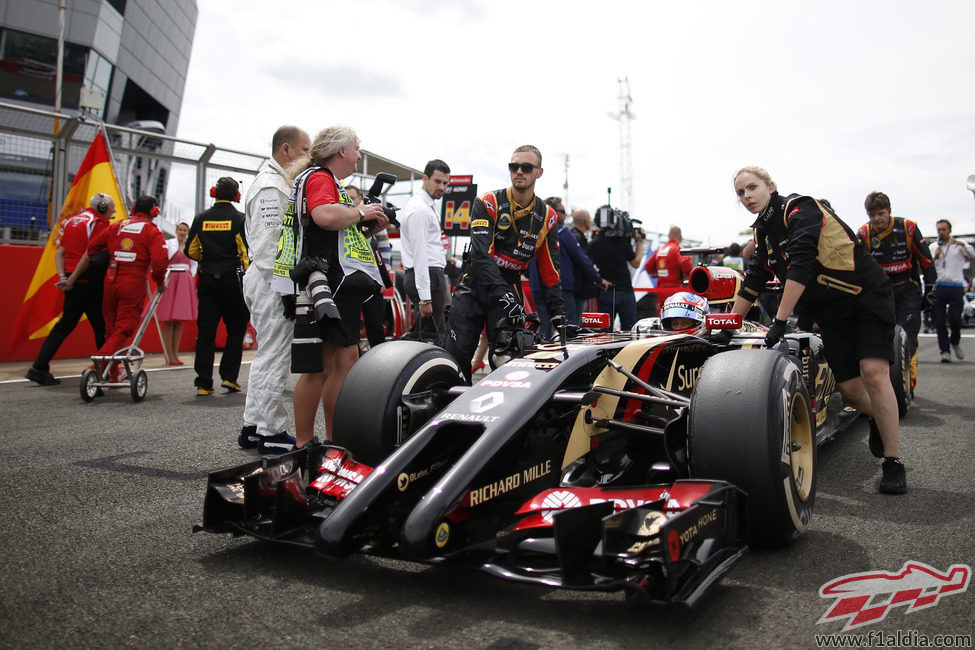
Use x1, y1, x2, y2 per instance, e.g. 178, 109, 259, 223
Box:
660, 291, 710, 333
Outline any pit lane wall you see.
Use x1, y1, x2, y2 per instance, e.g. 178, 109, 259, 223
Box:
0, 243, 202, 363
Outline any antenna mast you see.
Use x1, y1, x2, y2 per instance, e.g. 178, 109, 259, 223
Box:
608, 77, 635, 211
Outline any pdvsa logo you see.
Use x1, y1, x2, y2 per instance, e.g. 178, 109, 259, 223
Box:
817, 561, 970, 631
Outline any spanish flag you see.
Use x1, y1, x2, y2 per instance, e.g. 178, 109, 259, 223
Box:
6, 127, 127, 353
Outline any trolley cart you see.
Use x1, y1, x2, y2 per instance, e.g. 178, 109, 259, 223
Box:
80, 268, 178, 402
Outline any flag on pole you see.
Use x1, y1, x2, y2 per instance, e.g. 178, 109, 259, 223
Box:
6, 127, 127, 353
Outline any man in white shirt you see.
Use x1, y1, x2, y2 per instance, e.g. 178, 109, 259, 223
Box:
932, 219, 975, 362
238, 125, 310, 454
400, 159, 451, 339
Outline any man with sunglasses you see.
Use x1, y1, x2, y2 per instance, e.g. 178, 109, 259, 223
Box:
446, 145, 564, 382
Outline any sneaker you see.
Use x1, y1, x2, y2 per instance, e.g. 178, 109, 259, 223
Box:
196, 387, 214, 396
867, 417, 884, 459
952, 343, 965, 360
940, 351, 951, 363
301, 436, 323, 450
258, 431, 296, 455
221, 379, 242, 393
25, 366, 60, 386
879, 457, 907, 495
238, 425, 260, 449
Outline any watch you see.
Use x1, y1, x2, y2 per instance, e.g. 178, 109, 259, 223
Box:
357, 206, 366, 220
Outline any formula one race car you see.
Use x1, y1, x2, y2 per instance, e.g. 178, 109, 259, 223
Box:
196, 266, 897, 606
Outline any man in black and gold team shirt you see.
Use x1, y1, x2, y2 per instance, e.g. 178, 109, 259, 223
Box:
186, 176, 251, 395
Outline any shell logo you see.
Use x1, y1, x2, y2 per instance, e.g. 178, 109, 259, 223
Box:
120, 238, 134, 250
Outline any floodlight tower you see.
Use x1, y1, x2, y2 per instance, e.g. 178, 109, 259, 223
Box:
608, 77, 635, 211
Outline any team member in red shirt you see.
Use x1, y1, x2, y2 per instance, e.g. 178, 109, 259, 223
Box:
26, 193, 114, 385
645, 225, 692, 290
68, 195, 168, 375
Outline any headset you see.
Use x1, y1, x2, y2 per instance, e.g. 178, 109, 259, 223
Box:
131, 199, 160, 219
94, 193, 109, 214
210, 178, 241, 203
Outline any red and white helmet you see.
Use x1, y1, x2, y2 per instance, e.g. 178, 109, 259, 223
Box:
660, 291, 710, 333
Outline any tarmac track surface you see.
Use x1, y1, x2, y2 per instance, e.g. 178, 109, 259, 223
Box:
0, 334, 972, 649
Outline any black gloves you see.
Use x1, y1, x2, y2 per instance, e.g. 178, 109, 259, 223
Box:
711, 328, 734, 345
765, 318, 787, 348
921, 284, 936, 311
498, 291, 526, 324
281, 294, 296, 320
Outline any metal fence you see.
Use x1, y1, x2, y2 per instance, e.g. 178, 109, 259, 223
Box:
0, 100, 267, 243
0, 100, 426, 245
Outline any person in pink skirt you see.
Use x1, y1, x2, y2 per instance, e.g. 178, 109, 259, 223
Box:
157, 221, 198, 365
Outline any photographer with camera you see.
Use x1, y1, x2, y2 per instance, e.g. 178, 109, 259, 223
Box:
446, 145, 564, 382
277, 126, 389, 448
589, 204, 645, 330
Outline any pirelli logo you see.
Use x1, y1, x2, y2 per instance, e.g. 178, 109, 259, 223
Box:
203, 221, 232, 231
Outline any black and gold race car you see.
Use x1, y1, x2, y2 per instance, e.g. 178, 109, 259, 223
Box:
196, 265, 909, 606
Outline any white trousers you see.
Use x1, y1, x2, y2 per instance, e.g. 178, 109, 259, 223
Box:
242, 267, 292, 437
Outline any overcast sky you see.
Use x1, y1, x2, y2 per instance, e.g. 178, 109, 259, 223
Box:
174, 0, 975, 246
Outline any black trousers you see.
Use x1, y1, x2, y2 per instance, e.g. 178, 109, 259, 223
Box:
892, 281, 921, 359
33, 280, 105, 371
194, 272, 250, 388
405, 266, 449, 340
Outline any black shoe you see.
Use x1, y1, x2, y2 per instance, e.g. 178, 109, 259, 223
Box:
258, 431, 296, 455
221, 379, 242, 393
867, 417, 884, 459
879, 457, 907, 495
238, 425, 259, 449
26, 366, 60, 386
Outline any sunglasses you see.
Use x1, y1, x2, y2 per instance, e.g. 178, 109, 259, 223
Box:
508, 162, 539, 174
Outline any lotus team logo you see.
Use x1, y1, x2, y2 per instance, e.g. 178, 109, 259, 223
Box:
817, 561, 970, 631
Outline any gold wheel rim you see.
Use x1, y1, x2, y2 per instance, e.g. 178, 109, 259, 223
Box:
790, 393, 814, 502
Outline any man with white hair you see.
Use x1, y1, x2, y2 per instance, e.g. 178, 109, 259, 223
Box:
26, 193, 115, 386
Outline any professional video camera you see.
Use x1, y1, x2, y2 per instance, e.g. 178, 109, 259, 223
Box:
360, 172, 400, 230
593, 188, 643, 239
289, 256, 339, 323
594, 205, 643, 239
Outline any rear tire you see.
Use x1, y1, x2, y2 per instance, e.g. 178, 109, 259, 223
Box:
81, 368, 99, 402
333, 341, 464, 466
130, 369, 148, 402
688, 349, 816, 547
890, 324, 911, 417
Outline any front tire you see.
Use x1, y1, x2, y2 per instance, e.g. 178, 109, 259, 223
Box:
332, 341, 464, 466
890, 324, 911, 417
688, 349, 816, 547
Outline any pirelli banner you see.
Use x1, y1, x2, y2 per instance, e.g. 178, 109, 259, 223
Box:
442, 175, 477, 236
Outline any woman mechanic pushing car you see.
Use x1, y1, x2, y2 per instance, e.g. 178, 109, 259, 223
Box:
727, 166, 906, 495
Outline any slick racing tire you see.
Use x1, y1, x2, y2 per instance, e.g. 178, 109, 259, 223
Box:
130, 369, 148, 403
81, 368, 99, 402
333, 341, 464, 466
890, 324, 911, 418
688, 349, 816, 547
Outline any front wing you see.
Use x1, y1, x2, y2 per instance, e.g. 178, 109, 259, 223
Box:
195, 446, 747, 606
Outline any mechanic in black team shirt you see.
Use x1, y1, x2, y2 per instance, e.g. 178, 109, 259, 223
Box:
446, 144, 564, 382
728, 166, 906, 495
856, 192, 935, 394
